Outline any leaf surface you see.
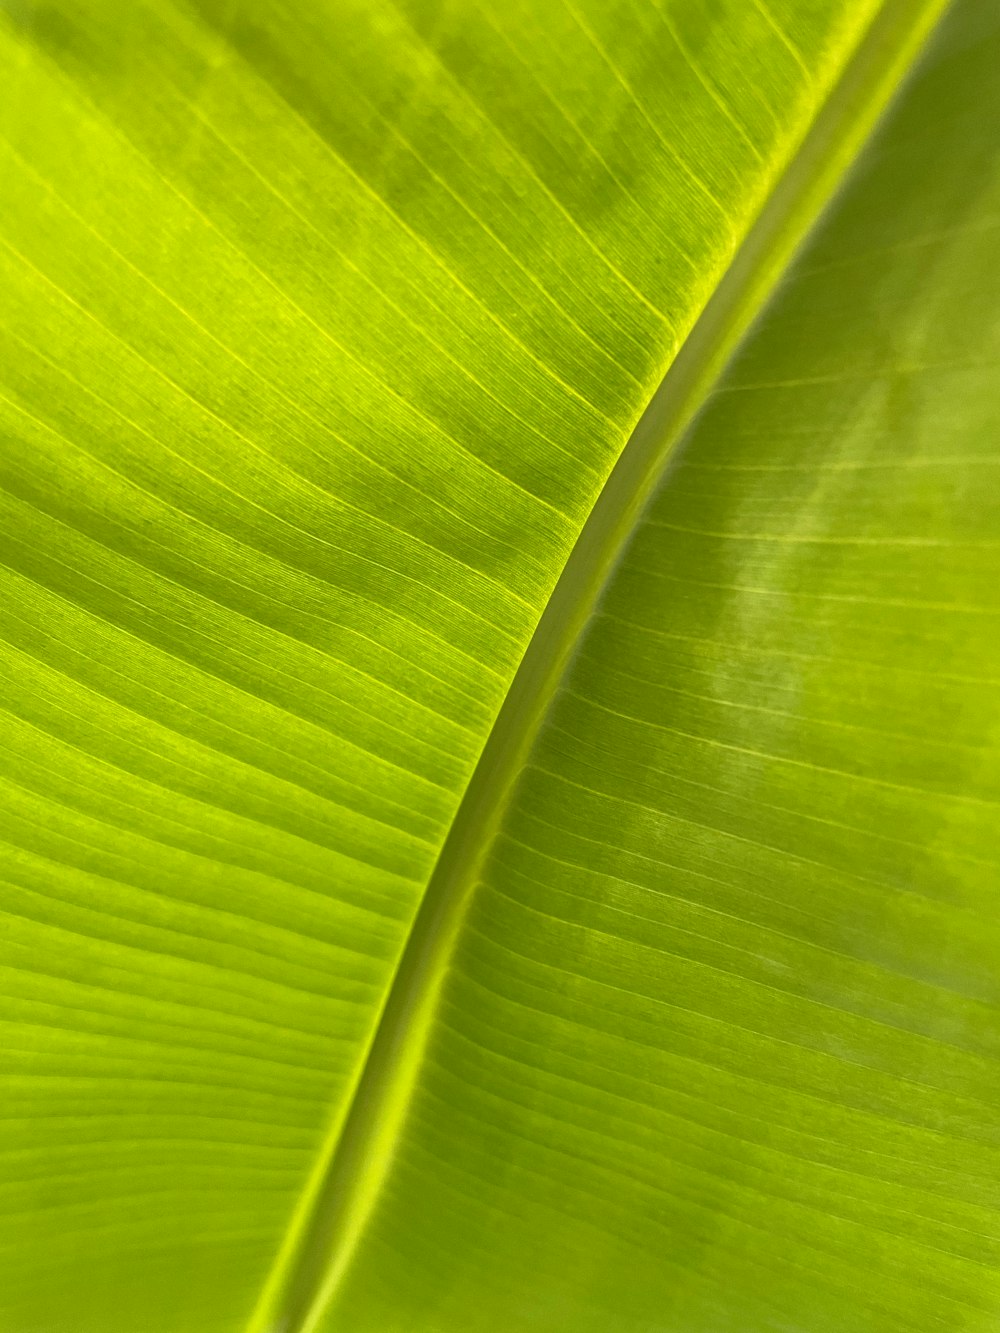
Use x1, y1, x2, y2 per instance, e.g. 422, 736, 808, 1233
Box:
319, 5, 1000, 1328
0, 1, 996, 1331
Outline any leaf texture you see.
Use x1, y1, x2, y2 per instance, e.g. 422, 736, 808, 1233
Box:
321, 3, 1000, 1330
0, 0, 996, 1331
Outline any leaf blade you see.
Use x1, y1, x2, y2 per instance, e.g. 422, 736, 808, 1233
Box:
0, 1, 992, 1331
316, 2, 1000, 1329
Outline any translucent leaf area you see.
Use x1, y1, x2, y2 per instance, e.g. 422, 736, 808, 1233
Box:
0, 1, 997, 1331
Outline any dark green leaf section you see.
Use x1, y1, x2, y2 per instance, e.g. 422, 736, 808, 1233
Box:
326, 3, 1000, 1329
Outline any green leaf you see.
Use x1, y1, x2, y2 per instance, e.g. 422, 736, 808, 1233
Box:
0, 1, 997, 1331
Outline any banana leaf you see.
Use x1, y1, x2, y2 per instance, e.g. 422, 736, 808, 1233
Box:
0, 0, 997, 1330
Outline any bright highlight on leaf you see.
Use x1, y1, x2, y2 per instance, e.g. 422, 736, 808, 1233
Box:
0, 0, 997, 1330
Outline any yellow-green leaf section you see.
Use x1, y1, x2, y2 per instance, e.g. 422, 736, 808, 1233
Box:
0, 0, 996, 1331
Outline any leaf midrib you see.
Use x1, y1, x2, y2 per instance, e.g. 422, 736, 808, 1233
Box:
246, 3, 951, 1329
